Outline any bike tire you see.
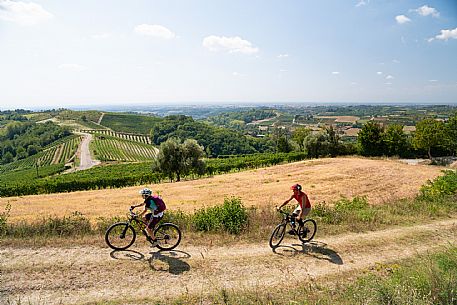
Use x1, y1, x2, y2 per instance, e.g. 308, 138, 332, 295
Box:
269, 223, 286, 249
154, 223, 182, 251
298, 219, 317, 243
105, 222, 136, 250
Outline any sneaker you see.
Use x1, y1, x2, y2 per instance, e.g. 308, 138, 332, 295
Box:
150, 239, 158, 247
288, 229, 296, 235
301, 228, 309, 238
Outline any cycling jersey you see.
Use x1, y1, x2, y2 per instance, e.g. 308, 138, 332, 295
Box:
144, 196, 164, 217
293, 191, 311, 209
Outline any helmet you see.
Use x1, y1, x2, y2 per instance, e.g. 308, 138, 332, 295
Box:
290, 184, 302, 191
139, 188, 152, 196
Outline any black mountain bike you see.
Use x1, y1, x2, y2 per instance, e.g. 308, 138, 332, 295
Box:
105, 207, 182, 251
269, 209, 317, 249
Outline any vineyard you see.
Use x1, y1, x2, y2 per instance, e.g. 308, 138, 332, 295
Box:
0, 135, 81, 173
90, 134, 157, 162
0, 135, 82, 189
80, 129, 152, 144
0, 152, 307, 197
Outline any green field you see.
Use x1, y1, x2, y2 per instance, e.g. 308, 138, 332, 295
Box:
90, 134, 156, 162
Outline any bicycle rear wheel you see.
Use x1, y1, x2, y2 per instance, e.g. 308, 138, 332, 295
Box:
105, 222, 136, 250
154, 223, 181, 251
298, 219, 317, 243
269, 223, 286, 249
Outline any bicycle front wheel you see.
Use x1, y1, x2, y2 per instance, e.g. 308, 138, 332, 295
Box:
105, 222, 136, 250
269, 223, 286, 249
154, 223, 182, 251
298, 219, 317, 243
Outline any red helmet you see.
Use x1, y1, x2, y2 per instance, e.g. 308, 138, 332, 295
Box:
290, 184, 302, 191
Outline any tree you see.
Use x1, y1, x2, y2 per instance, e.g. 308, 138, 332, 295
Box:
383, 124, 407, 156
153, 138, 206, 182
445, 113, 457, 155
358, 121, 384, 156
292, 127, 311, 151
413, 118, 446, 159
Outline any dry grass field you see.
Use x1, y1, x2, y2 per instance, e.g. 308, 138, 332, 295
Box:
314, 116, 360, 123
0, 157, 445, 223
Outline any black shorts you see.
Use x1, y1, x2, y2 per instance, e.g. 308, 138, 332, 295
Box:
145, 213, 163, 229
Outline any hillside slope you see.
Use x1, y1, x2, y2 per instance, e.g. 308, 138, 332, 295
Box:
0, 157, 445, 222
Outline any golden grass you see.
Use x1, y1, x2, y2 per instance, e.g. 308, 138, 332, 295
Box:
0, 157, 445, 223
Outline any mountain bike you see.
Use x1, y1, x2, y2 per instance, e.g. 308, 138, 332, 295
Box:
105, 207, 182, 251
269, 209, 317, 249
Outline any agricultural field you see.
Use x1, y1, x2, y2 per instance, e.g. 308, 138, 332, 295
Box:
0, 135, 81, 186
90, 134, 157, 162
100, 112, 161, 134
1, 157, 445, 223
81, 129, 152, 144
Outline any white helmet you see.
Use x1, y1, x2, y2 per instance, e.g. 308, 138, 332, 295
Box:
139, 188, 152, 196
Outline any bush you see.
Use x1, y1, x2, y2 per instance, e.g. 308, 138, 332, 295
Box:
0, 203, 11, 236
420, 170, 457, 199
7, 211, 92, 237
193, 197, 248, 234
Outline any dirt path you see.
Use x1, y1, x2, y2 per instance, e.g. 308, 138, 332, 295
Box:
76, 132, 100, 171
1, 218, 456, 304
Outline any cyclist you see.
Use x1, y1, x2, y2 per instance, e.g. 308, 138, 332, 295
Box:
132, 188, 166, 246
277, 183, 311, 234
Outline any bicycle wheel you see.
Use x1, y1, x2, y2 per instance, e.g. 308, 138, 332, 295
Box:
105, 222, 136, 250
269, 223, 286, 249
154, 223, 181, 251
298, 219, 317, 243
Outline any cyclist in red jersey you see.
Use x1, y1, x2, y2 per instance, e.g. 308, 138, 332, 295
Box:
277, 184, 311, 234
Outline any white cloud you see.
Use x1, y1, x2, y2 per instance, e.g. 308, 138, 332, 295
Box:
58, 64, 88, 72
377, 71, 383, 75
277, 54, 289, 58
331, 71, 340, 75
392, 59, 400, 63
429, 79, 438, 82
415, 5, 439, 17
429, 27, 457, 42
202, 35, 259, 54
0, 0, 53, 26
385, 82, 392, 85
386, 75, 394, 79
355, 0, 369, 7
134, 24, 175, 40
395, 15, 411, 24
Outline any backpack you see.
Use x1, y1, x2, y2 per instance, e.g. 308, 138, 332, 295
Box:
152, 195, 166, 213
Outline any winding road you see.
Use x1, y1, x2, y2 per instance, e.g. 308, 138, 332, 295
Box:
76, 132, 100, 171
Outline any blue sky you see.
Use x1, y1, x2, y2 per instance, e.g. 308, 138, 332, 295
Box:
0, 0, 456, 110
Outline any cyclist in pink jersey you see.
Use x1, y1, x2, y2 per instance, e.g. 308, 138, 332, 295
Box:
277, 184, 311, 234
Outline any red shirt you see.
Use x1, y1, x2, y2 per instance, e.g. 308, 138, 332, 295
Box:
293, 191, 311, 209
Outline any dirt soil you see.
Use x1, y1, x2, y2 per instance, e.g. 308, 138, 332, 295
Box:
0, 157, 445, 223
1, 218, 456, 304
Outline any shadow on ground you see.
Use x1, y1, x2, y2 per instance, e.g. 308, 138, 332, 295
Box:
109, 249, 191, 275
148, 250, 191, 275
272, 240, 343, 265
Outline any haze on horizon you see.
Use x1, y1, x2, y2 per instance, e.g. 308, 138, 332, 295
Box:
0, 0, 456, 110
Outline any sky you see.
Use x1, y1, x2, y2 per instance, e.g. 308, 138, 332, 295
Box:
0, 0, 457, 110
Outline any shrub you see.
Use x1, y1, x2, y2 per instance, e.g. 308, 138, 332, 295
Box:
192, 197, 248, 234
420, 170, 457, 199
0, 203, 11, 236
7, 211, 92, 237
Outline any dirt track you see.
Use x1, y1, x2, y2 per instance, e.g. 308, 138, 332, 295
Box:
76, 132, 100, 171
1, 218, 456, 305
